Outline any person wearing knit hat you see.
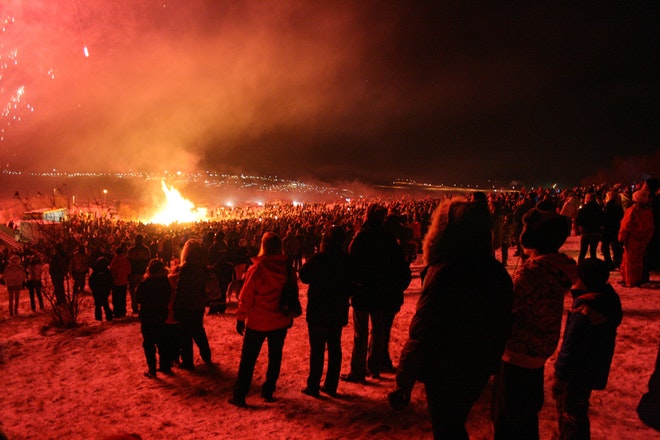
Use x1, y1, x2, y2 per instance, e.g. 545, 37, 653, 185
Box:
494, 207, 578, 439
519, 208, 572, 254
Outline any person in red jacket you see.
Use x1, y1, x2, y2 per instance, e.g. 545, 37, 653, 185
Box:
618, 188, 655, 287
229, 232, 293, 407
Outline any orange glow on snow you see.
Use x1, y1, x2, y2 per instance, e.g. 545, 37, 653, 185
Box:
147, 180, 208, 225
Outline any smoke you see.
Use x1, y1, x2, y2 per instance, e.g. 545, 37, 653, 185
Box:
1, 1, 657, 187
583, 152, 660, 186
2, 1, 404, 176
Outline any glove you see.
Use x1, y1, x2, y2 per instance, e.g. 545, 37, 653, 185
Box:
236, 320, 245, 336
387, 388, 410, 411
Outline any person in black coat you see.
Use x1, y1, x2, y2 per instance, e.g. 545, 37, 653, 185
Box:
389, 199, 514, 439
342, 203, 411, 383
299, 226, 353, 397
136, 259, 173, 378
575, 193, 604, 264
638, 336, 660, 431
553, 258, 622, 439
88, 257, 114, 322
172, 239, 213, 370
601, 191, 624, 270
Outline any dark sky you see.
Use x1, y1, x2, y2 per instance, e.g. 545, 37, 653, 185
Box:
1, 1, 658, 187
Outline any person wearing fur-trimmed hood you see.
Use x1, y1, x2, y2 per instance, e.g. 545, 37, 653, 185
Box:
389, 199, 513, 439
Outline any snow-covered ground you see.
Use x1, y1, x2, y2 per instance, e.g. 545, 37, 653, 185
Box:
1, 235, 659, 439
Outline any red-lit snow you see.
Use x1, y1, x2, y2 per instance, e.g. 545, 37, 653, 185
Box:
1, 235, 659, 439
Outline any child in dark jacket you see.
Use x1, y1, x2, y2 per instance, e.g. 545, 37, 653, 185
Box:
553, 258, 623, 440
136, 259, 173, 378
88, 257, 114, 322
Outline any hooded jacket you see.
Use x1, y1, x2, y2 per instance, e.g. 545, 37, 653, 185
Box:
502, 252, 579, 369
136, 274, 172, 325
237, 254, 293, 332
554, 284, 622, 389
396, 257, 513, 390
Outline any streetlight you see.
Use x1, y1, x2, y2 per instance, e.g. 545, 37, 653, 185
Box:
103, 189, 108, 206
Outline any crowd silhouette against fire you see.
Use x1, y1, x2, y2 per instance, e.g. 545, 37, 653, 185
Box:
1, 179, 660, 439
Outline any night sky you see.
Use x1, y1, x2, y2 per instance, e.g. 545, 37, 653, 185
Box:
1, 1, 658, 188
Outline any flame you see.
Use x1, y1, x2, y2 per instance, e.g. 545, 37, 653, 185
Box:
148, 180, 208, 225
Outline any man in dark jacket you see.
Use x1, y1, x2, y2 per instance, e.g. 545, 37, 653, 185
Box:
342, 203, 411, 382
127, 234, 151, 315
553, 258, 622, 439
575, 193, 604, 264
299, 226, 353, 397
601, 190, 624, 270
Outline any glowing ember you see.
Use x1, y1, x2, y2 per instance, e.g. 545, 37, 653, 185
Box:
148, 180, 208, 225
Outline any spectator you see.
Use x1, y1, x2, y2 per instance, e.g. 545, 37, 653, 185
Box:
207, 233, 234, 315
638, 335, 660, 431
493, 207, 578, 439
643, 178, 660, 283
560, 191, 580, 236
70, 244, 90, 296
127, 234, 151, 315
382, 208, 414, 371
3, 255, 26, 317
172, 239, 213, 370
299, 226, 353, 398
342, 203, 411, 382
49, 243, 68, 305
601, 190, 624, 270
230, 232, 293, 407
282, 228, 301, 271
389, 199, 513, 439
618, 189, 655, 287
553, 258, 622, 439
136, 259, 173, 378
110, 246, 131, 318
575, 193, 604, 264
25, 254, 45, 312
88, 257, 114, 322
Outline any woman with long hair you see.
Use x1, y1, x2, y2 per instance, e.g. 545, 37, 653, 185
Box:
172, 239, 212, 370
389, 199, 514, 439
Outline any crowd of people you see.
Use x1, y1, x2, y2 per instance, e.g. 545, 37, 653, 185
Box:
1, 178, 660, 439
